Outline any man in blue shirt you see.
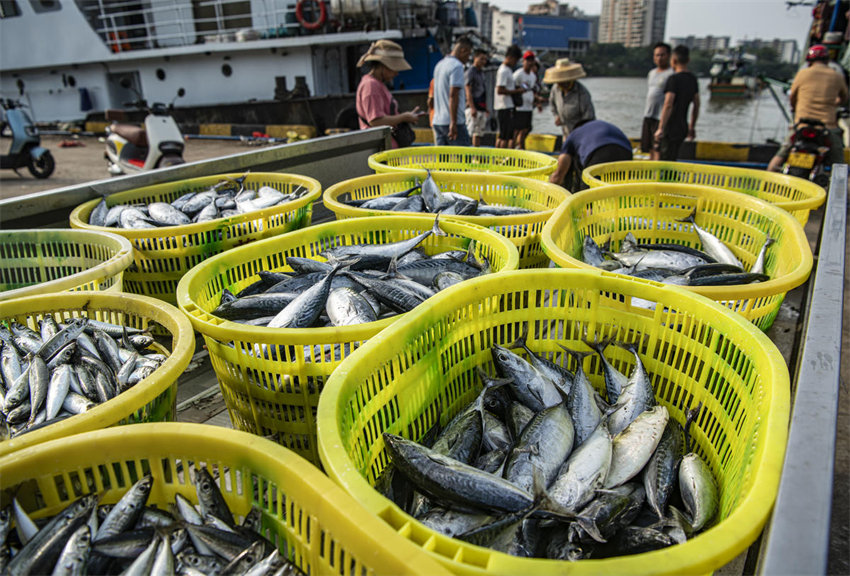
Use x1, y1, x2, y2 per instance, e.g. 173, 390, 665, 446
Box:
548, 119, 633, 189
432, 37, 473, 146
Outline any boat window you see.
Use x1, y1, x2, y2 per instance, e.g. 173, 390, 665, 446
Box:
0, 0, 21, 18
28, 0, 60, 13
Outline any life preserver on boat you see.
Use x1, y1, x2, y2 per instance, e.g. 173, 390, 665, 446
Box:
296, 0, 327, 31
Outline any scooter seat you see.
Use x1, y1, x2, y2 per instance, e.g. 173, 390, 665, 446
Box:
111, 124, 148, 147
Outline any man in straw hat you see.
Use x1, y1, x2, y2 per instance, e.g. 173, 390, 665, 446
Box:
356, 39, 424, 148
544, 58, 595, 139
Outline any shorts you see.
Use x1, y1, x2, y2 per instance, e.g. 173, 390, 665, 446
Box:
497, 109, 514, 140
465, 108, 489, 137
640, 117, 660, 153
513, 111, 532, 131
432, 123, 471, 147
659, 136, 685, 161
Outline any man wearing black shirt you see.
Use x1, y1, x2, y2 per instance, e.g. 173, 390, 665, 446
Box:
654, 45, 700, 161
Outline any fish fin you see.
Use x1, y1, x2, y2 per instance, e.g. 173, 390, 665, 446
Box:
432, 214, 447, 237
621, 232, 639, 252
683, 402, 702, 454
557, 345, 591, 368
601, 236, 612, 252
677, 208, 697, 225
583, 335, 614, 358
506, 324, 530, 352
576, 516, 607, 543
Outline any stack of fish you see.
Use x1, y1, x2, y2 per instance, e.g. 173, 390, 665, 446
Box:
338, 171, 535, 217
1, 469, 299, 575
380, 331, 719, 561
211, 217, 491, 330
88, 173, 311, 229
0, 316, 164, 440
581, 210, 774, 287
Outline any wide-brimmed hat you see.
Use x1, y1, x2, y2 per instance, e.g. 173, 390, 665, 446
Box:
356, 40, 412, 71
543, 58, 586, 83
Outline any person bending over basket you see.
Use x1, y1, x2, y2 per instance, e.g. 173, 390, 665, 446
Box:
549, 119, 633, 191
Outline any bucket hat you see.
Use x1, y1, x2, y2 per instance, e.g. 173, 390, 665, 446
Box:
543, 58, 587, 83
356, 40, 412, 71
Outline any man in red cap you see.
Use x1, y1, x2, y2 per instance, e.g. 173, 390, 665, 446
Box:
513, 50, 539, 149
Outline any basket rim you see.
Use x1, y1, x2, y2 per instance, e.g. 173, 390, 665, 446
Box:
540, 182, 813, 300
0, 229, 134, 302
323, 171, 570, 226
368, 145, 558, 176
175, 214, 520, 343
582, 160, 827, 212
0, 422, 454, 576
69, 172, 321, 239
316, 268, 791, 575
0, 291, 195, 457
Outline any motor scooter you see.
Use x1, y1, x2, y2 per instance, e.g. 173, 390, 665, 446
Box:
105, 83, 185, 175
0, 98, 55, 179
782, 117, 833, 187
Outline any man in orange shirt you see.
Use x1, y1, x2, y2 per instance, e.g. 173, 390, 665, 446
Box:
768, 44, 848, 172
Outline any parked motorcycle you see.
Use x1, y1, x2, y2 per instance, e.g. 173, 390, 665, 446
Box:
105, 81, 185, 175
782, 117, 833, 187
0, 98, 55, 179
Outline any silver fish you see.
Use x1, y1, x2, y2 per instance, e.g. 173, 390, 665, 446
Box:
95, 474, 153, 541
679, 453, 719, 531
148, 202, 191, 226
50, 525, 91, 576
325, 287, 378, 327
548, 420, 613, 513
750, 235, 775, 275
605, 405, 669, 488
678, 209, 743, 268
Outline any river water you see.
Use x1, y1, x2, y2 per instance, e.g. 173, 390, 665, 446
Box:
531, 76, 791, 144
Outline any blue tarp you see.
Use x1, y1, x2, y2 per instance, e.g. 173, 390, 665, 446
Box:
521, 15, 590, 51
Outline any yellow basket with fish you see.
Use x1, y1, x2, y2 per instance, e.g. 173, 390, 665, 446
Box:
582, 160, 826, 225
369, 146, 558, 180
540, 182, 812, 331
0, 291, 194, 457
317, 268, 790, 576
176, 215, 519, 465
69, 173, 321, 306
0, 229, 133, 302
0, 423, 453, 576
323, 171, 569, 268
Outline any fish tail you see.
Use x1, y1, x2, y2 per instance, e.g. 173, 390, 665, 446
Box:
432, 214, 447, 237
506, 324, 530, 352
677, 208, 697, 225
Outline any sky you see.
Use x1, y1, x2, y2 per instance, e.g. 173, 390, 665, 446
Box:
488, 0, 812, 49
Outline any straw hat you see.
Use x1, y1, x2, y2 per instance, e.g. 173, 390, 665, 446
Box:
356, 40, 412, 71
543, 58, 587, 84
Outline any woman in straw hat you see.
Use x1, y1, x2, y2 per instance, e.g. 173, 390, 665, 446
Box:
356, 39, 425, 148
544, 58, 596, 138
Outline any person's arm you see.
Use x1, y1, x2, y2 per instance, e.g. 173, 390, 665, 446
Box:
655, 92, 675, 140
688, 92, 700, 140
368, 107, 422, 128
581, 86, 596, 123
465, 83, 476, 115
449, 86, 461, 140
789, 77, 799, 114
549, 152, 573, 184
550, 90, 562, 126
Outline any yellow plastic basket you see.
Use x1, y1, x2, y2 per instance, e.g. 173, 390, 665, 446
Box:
368, 146, 558, 180
541, 183, 813, 331
0, 229, 133, 301
176, 215, 519, 465
317, 269, 790, 576
70, 173, 321, 305
324, 171, 569, 269
582, 160, 826, 225
0, 291, 194, 457
0, 423, 452, 576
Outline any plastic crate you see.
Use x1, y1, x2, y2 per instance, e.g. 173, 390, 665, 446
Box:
0, 292, 194, 457
0, 229, 133, 302
317, 269, 790, 576
0, 423, 452, 576
69, 173, 321, 305
176, 215, 519, 465
582, 160, 826, 225
541, 182, 813, 331
368, 146, 558, 180
323, 171, 569, 269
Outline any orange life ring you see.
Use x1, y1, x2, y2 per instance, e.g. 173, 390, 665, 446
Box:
296, 0, 327, 31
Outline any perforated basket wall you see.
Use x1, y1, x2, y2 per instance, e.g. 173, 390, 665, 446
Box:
541, 182, 813, 331
0, 229, 133, 302
582, 160, 826, 225
369, 145, 558, 180
70, 173, 320, 305
317, 269, 790, 576
176, 215, 518, 465
0, 292, 194, 457
324, 171, 569, 269
0, 423, 452, 576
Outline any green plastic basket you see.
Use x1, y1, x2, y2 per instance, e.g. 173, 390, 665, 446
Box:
0, 229, 133, 301
369, 146, 558, 180
177, 215, 519, 465
70, 173, 320, 305
318, 269, 790, 576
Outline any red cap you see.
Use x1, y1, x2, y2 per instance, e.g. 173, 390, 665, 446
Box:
523, 50, 535, 60
807, 44, 829, 62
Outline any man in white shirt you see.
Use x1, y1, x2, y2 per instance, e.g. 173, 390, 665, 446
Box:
513, 50, 539, 149
642, 42, 673, 160
494, 44, 525, 148
432, 36, 473, 146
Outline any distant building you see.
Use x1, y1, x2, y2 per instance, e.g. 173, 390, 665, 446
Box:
527, 0, 588, 18
599, 0, 667, 47
491, 9, 520, 50
476, 2, 494, 42
670, 35, 731, 52
491, 7, 592, 59
738, 38, 800, 63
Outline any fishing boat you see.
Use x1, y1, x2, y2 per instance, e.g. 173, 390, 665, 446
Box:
708, 52, 759, 99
